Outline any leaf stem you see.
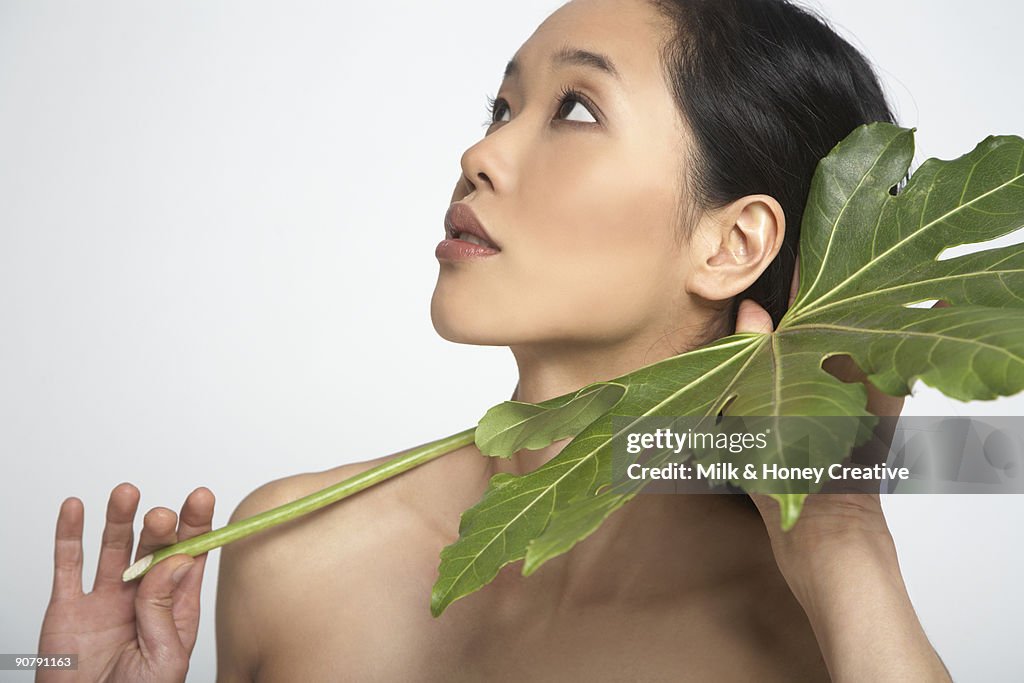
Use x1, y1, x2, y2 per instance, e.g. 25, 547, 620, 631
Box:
122, 427, 477, 582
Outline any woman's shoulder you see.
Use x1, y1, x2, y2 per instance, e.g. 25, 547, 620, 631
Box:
227, 452, 399, 527
216, 450, 417, 600
219, 436, 492, 606
216, 446, 479, 679
216, 442, 483, 678
231, 432, 483, 518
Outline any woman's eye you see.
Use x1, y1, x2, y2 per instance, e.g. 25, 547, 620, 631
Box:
486, 97, 510, 125
557, 95, 597, 124
493, 101, 511, 123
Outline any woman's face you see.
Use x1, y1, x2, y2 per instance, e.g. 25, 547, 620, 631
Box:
431, 0, 702, 354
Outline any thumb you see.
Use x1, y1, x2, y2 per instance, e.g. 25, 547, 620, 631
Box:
134, 553, 194, 663
735, 299, 774, 335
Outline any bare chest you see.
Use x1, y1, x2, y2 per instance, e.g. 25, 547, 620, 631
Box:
254, 572, 827, 682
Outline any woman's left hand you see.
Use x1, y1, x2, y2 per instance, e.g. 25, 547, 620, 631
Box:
733, 261, 952, 682
733, 259, 902, 593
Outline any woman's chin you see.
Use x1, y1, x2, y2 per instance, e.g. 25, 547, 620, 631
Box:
430, 297, 494, 345
430, 316, 503, 346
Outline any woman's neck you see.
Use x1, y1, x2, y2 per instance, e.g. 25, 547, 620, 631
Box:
468, 332, 765, 605
495, 332, 685, 475
510, 333, 679, 402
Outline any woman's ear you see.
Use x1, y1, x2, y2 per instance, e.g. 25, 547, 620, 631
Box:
684, 195, 785, 302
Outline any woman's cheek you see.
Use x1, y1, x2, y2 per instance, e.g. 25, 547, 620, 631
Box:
528, 244, 658, 335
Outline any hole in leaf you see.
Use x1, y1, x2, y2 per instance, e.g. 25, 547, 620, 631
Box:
821, 353, 867, 385
937, 227, 1024, 261
904, 299, 952, 309
716, 395, 737, 420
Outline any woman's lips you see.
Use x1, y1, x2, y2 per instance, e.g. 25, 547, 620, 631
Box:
435, 238, 501, 261
445, 202, 500, 249
437, 202, 501, 261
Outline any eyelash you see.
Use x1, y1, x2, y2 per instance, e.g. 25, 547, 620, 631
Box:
483, 85, 600, 128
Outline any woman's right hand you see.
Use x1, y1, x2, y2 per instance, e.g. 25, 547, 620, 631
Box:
37, 483, 215, 682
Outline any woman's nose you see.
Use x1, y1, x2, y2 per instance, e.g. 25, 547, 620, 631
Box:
458, 130, 516, 197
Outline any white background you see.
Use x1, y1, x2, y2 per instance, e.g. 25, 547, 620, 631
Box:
1, 1, 1021, 680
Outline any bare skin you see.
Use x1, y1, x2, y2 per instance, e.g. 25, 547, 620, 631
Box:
38, 283, 948, 682
41, 0, 951, 680
215, 437, 827, 682
211, 285, 948, 683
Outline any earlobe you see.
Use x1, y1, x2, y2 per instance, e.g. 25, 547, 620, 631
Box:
686, 195, 785, 302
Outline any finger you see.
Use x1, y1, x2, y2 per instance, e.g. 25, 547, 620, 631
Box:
171, 488, 215, 651
822, 354, 906, 417
92, 482, 140, 592
865, 387, 906, 418
174, 489, 214, 607
735, 298, 774, 335
51, 497, 84, 600
822, 354, 866, 384
788, 258, 801, 308
173, 552, 208, 655
134, 507, 179, 563
176, 487, 215, 542
134, 553, 194, 670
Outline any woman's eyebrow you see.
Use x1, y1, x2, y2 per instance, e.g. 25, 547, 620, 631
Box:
503, 46, 622, 82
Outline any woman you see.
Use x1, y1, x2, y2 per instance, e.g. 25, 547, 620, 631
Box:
38, 0, 953, 680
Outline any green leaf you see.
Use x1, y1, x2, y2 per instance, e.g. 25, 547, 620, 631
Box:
431, 123, 1024, 616
474, 382, 627, 457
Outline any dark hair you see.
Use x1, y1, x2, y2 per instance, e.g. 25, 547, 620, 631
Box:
649, 0, 896, 339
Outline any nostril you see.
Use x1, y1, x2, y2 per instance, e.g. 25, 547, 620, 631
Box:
458, 175, 477, 197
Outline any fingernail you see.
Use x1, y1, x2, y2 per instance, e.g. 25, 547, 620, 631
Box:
172, 560, 194, 584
